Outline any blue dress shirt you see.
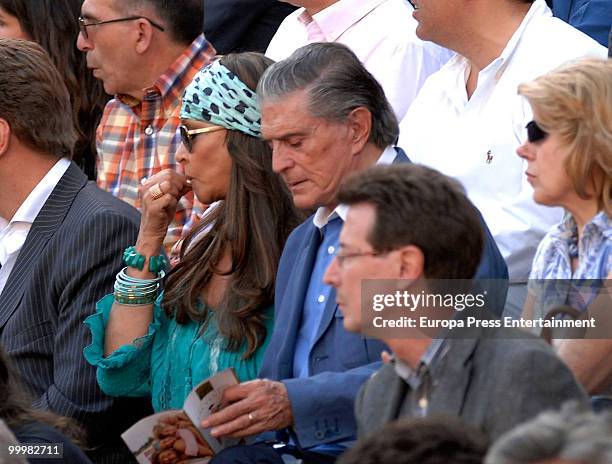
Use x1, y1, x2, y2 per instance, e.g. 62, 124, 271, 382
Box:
293, 217, 343, 378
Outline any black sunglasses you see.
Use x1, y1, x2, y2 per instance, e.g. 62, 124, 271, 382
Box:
78, 15, 165, 40
525, 120, 549, 143
179, 125, 225, 152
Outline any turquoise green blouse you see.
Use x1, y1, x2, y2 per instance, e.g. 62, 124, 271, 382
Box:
83, 293, 273, 412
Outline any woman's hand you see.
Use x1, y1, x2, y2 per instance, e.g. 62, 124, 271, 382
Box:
136, 170, 192, 256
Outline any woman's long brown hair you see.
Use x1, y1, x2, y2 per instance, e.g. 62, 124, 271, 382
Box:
163, 53, 303, 359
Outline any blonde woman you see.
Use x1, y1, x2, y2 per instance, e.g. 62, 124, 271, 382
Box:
517, 58, 612, 394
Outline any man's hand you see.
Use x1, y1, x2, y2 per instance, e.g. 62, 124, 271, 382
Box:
200, 379, 293, 438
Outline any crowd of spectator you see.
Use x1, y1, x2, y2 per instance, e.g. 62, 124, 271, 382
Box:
0, 0, 610, 463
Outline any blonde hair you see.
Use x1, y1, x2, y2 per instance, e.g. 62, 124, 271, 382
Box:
518, 58, 612, 217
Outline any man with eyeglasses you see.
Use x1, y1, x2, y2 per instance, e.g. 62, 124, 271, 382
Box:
397, 0, 606, 317
322, 163, 587, 443
77, 0, 215, 254
201, 43, 506, 464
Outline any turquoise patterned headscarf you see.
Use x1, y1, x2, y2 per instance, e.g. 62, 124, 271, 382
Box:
180, 60, 262, 137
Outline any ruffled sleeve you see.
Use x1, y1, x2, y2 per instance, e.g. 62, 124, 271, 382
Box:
83, 293, 168, 397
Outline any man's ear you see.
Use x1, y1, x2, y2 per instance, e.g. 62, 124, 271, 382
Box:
0, 119, 11, 158
134, 18, 155, 54
346, 107, 372, 155
398, 245, 425, 280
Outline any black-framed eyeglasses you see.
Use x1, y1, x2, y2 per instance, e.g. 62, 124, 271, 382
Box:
179, 125, 226, 152
525, 120, 549, 143
78, 15, 165, 40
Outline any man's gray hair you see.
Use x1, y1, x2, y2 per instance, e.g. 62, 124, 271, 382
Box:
257, 42, 399, 149
485, 402, 612, 464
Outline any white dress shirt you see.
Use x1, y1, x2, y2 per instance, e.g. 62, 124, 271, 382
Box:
266, 0, 453, 121
0, 158, 71, 295
398, 0, 606, 281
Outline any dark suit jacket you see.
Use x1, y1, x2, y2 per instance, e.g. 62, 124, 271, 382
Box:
203, 0, 296, 54
553, 0, 612, 47
356, 325, 588, 441
259, 148, 508, 448
0, 163, 151, 462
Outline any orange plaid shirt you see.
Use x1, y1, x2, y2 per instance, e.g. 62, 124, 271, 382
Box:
96, 34, 216, 250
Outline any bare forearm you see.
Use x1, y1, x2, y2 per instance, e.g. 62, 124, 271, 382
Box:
104, 171, 187, 356
104, 238, 162, 356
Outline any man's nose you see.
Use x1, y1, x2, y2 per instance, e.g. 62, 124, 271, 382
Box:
271, 142, 294, 174
76, 30, 92, 52
323, 257, 340, 288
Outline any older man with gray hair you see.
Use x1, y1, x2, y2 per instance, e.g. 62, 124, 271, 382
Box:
201, 42, 506, 464
485, 402, 612, 464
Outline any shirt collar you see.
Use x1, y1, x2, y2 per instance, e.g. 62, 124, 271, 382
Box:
438, 0, 550, 98
116, 34, 216, 108
553, 211, 612, 242
594, 212, 612, 241
392, 337, 447, 390
299, 0, 385, 42
9, 158, 71, 226
312, 145, 397, 229
485, 0, 550, 77
0, 158, 70, 265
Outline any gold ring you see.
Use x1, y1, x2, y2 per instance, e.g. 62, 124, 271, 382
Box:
149, 183, 164, 200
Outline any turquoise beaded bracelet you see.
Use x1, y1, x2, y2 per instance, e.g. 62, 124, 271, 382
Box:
123, 246, 168, 274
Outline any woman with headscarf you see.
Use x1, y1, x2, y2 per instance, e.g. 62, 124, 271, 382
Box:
84, 52, 302, 411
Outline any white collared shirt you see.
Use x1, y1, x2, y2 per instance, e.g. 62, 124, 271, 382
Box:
398, 0, 606, 281
313, 145, 398, 229
0, 158, 71, 295
266, 0, 453, 120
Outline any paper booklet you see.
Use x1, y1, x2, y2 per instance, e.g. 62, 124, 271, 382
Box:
121, 368, 244, 464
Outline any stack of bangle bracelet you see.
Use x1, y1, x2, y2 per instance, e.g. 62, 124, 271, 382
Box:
114, 267, 164, 305
114, 246, 169, 305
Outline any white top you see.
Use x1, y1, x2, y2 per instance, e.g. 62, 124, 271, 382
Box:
398, 0, 606, 281
0, 158, 71, 295
266, 0, 453, 121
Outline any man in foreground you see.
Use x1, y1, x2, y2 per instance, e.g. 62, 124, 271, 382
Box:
323, 164, 587, 441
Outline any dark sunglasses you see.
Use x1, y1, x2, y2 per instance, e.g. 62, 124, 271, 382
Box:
78, 15, 165, 40
179, 125, 225, 152
525, 120, 549, 143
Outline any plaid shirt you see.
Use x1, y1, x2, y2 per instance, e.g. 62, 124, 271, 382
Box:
96, 34, 216, 250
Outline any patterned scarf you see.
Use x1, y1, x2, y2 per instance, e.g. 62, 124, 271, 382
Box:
180, 60, 261, 137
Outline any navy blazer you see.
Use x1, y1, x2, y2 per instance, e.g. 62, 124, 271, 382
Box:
0, 163, 151, 463
553, 0, 612, 47
259, 148, 508, 449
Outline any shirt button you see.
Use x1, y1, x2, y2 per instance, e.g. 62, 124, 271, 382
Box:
318, 295, 325, 304
327, 246, 335, 255
144, 125, 154, 135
